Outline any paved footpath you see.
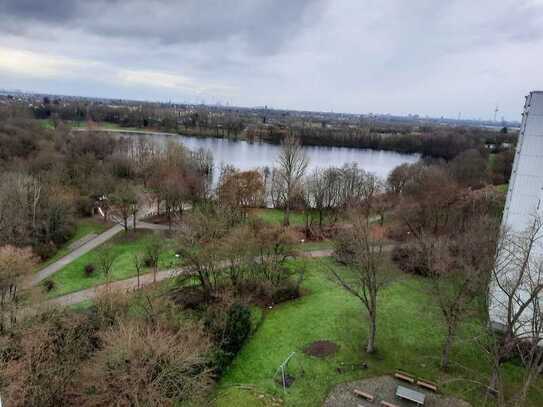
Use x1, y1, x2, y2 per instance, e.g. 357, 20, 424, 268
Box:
40, 245, 400, 308
43, 249, 337, 308
45, 267, 183, 307
32, 220, 170, 286
32, 224, 125, 285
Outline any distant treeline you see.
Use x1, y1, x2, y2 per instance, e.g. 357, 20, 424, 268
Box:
254, 126, 516, 160
6, 99, 518, 160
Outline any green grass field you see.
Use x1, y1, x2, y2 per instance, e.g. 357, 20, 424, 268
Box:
496, 184, 508, 193
250, 209, 308, 226
37, 218, 110, 271
215, 258, 542, 406
297, 240, 334, 252
37, 119, 143, 132
45, 230, 178, 297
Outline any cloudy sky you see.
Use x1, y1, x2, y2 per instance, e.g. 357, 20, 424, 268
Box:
1, 0, 542, 120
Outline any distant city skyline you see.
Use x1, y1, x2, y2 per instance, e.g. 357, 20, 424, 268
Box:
0, 87, 521, 126
1, 0, 542, 121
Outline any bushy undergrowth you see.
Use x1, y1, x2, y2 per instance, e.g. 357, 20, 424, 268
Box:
205, 302, 253, 375
0, 292, 214, 406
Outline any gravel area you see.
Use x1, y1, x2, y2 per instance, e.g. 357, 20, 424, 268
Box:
324, 376, 471, 407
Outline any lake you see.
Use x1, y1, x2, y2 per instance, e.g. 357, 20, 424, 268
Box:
135, 132, 420, 180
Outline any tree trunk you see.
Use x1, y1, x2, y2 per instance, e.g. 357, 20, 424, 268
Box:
319, 208, 323, 229
305, 210, 310, 239
516, 372, 535, 407
284, 203, 290, 226
515, 352, 543, 407
133, 213, 136, 230
366, 312, 377, 354
124, 216, 128, 233
441, 326, 454, 369
487, 358, 501, 399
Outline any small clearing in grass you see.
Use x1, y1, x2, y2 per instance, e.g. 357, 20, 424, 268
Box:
303, 340, 338, 358
324, 376, 471, 407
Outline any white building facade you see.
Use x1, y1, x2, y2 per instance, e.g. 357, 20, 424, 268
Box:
489, 91, 543, 338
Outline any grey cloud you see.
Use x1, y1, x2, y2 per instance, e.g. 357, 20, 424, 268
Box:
0, 0, 81, 22
0, 0, 323, 55
1, 0, 542, 120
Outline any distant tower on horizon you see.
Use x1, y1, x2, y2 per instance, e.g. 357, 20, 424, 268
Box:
494, 105, 499, 122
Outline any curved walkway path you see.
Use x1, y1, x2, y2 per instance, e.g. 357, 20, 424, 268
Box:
32, 224, 124, 285
32, 218, 169, 286
44, 249, 335, 308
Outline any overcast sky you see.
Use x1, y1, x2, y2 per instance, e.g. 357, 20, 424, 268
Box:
1, 0, 542, 120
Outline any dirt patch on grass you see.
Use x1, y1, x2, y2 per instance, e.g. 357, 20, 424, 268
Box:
304, 340, 338, 358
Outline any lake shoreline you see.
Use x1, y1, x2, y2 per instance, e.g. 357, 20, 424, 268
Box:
74, 126, 422, 162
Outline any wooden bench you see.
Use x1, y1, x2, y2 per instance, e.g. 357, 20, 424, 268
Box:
380, 401, 400, 407
394, 370, 415, 383
417, 379, 438, 392
353, 389, 375, 402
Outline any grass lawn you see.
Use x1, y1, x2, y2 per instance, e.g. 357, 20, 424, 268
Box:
297, 240, 334, 252
45, 230, 178, 298
36, 218, 110, 271
496, 184, 508, 193
249, 208, 379, 228
250, 209, 307, 226
37, 119, 143, 132
215, 258, 543, 406
89, 121, 144, 132
37, 118, 56, 129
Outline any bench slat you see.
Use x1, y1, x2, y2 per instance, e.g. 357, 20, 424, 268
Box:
353, 389, 375, 401
417, 379, 438, 392
380, 401, 400, 407
394, 372, 415, 383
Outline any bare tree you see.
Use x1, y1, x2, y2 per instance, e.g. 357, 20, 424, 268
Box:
133, 252, 145, 289
305, 167, 342, 229
176, 209, 227, 300
420, 216, 497, 369
387, 163, 413, 195
248, 219, 298, 285
0, 309, 98, 407
81, 320, 213, 406
96, 246, 118, 288
111, 183, 139, 233
218, 167, 265, 220
486, 215, 543, 405
270, 167, 287, 209
338, 164, 382, 215
0, 245, 36, 332
276, 134, 308, 226
0, 172, 43, 246
330, 211, 390, 353
144, 235, 163, 283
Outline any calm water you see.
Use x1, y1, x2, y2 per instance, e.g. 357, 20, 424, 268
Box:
132, 132, 420, 180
